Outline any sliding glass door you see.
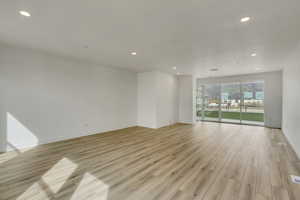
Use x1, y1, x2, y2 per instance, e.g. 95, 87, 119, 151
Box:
196, 86, 204, 121
241, 81, 264, 125
196, 81, 264, 126
203, 84, 220, 121
220, 83, 241, 123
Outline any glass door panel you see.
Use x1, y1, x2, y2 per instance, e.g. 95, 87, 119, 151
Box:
203, 84, 220, 122
196, 85, 204, 121
241, 81, 265, 125
220, 83, 241, 123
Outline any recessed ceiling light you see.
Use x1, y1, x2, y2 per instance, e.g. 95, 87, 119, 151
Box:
255, 67, 262, 71
19, 10, 31, 17
251, 53, 257, 57
131, 52, 137, 55
240, 17, 250, 23
173, 66, 177, 70
210, 68, 219, 72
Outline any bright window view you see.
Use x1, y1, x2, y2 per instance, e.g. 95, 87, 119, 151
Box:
196, 81, 264, 125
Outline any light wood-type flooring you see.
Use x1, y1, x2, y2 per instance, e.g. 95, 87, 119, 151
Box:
0, 122, 300, 200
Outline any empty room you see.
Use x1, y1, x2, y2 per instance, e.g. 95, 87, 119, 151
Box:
0, 0, 300, 200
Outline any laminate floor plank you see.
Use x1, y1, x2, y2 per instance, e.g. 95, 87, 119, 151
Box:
0, 122, 299, 200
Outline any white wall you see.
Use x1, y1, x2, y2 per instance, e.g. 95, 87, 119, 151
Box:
282, 47, 300, 157
196, 71, 283, 128
264, 72, 283, 128
137, 72, 157, 129
0, 44, 137, 152
137, 71, 178, 128
178, 76, 193, 124
156, 72, 178, 128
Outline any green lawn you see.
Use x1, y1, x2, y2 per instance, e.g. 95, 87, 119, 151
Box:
197, 111, 264, 122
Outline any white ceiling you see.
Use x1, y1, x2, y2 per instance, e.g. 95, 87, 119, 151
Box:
1, 0, 300, 77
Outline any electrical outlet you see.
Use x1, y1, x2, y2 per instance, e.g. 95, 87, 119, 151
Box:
291, 175, 300, 184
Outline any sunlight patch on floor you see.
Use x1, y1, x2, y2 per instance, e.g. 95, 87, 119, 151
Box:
17, 181, 51, 200
17, 158, 78, 200
71, 173, 109, 200
41, 157, 78, 193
